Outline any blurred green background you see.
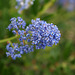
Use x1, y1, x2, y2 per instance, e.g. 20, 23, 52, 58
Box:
0, 0, 75, 75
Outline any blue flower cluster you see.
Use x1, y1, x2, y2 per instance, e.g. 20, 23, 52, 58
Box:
6, 17, 61, 59
7, 17, 26, 34
26, 18, 61, 49
6, 43, 21, 60
16, 0, 35, 13
6, 17, 34, 59
6, 43, 34, 60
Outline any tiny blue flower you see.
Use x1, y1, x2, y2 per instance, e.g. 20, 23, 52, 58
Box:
16, 0, 35, 14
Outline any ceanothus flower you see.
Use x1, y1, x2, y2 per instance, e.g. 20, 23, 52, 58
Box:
6, 43, 34, 60
16, 0, 35, 13
6, 17, 61, 60
26, 18, 61, 49
6, 43, 22, 60
7, 17, 26, 34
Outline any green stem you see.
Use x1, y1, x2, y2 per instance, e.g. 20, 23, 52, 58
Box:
8, 40, 13, 47
0, 35, 19, 43
0, 0, 55, 44
35, 0, 55, 18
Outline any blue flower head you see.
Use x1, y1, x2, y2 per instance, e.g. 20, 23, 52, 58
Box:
6, 43, 34, 60
6, 17, 61, 60
6, 43, 22, 60
7, 17, 26, 34
26, 18, 61, 49
16, 0, 35, 14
